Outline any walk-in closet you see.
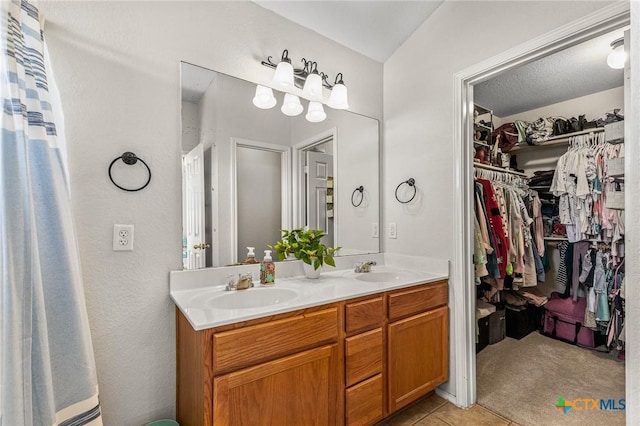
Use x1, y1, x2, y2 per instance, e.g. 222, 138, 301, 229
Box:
470, 28, 627, 425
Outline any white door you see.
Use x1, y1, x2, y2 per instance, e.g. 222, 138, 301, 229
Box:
183, 143, 207, 269
306, 151, 334, 246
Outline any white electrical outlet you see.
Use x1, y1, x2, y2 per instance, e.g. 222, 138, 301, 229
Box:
113, 224, 134, 251
372, 222, 379, 238
389, 222, 397, 239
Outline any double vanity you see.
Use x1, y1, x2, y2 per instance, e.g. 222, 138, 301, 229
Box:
171, 255, 449, 425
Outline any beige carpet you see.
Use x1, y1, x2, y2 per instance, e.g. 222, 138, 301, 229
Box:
476, 332, 625, 426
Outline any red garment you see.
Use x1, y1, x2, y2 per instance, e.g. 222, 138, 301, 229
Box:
478, 179, 509, 278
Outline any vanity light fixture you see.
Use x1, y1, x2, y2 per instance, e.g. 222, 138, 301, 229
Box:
252, 85, 277, 109
281, 93, 304, 116
606, 38, 625, 69
327, 73, 349, 109
271, 49, 294, 89
302, 61, 323, 102
256, 49, 349, 122
305, 101, 326, 123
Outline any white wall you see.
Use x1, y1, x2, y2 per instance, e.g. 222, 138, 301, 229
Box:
624, 12, 639, 421
181, 101, 200, 153
383, 0, 617, 399
39, 1, 382, 424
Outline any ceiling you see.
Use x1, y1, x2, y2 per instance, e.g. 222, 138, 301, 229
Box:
182, 62, 216, 103
183, 3, 626, 117
474, 30, 626, 117
253, 1, 443, 63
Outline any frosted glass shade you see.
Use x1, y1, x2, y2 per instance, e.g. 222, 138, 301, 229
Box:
607, 44, 626, 69
281, 93, 303, 116
327, 83, 349, 109
272, 61, 294, 88
305, 101, 326, 123
252, 85, 276, 109
302, 72, 323, 101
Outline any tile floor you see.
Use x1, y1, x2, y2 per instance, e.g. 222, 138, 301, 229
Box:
377, 392, 518, 426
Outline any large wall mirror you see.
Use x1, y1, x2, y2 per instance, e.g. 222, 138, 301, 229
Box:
180, 62, 380, 269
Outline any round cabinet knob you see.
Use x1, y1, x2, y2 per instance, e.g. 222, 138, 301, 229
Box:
193, 243, 211, 250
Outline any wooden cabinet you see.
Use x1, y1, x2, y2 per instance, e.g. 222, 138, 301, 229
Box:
176, 279, 448, 426
213, 344, 339, 425
344, 296, 385, 426
345, 374, 384, 426
386, 280, 448, 414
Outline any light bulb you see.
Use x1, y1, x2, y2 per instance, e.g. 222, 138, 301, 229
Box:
302, 72, 323, 101
281, 93, 303, 116
305, 101, 326, 123
607, 39, 626, 69
252, 85, 276, 109
327, 82, 349, 109
272, 61, 294, 89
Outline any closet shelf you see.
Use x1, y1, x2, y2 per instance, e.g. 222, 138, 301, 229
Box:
473, 162, 527, 177
474, 123, 492, 132
473, 141, 492, 148
509, 127, 605, 152
544, 236, 601, 242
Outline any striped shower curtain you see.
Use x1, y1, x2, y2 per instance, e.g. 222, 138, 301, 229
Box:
1, 0, 102, 425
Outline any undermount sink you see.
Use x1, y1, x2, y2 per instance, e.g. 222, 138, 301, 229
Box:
206, 288, 298, 309
355, 271, 416, 283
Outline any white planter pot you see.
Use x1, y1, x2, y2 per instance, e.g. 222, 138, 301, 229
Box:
302, 261, 321, 279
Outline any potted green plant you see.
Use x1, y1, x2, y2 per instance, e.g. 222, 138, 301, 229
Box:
270, 228, 340, 278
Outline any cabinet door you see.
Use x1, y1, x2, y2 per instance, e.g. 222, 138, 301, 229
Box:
346, 374, 383, 426
345, 328, 383, 387
213, 344, 339, 425
387, 306, 448, 413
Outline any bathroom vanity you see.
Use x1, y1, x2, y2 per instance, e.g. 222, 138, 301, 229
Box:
172, 263, 448, 426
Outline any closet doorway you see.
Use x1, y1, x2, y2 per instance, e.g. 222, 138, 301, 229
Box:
452, 3, 634, 425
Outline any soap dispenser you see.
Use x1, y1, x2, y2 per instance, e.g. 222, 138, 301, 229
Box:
260, 250, 275, 285
245, 247, 257, 264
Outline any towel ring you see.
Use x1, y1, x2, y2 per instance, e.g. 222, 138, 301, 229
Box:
351, 186, 364, 207
395, 178, 416, 204
108, 152, 152, 192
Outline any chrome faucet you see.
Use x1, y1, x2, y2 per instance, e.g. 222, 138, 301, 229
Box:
225, 273, 254, 291
354, 261, 376, 273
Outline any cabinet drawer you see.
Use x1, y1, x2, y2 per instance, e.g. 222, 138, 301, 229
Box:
345, 328, 383, 387
346, 374, 384, 426
388, 281, 447, 321
345, 296, 384, 334
212, 307, 338, 373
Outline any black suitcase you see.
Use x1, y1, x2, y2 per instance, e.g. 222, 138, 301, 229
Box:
488, 308, 506, 344
506, 305, 537, 340
477, 315, 490, 353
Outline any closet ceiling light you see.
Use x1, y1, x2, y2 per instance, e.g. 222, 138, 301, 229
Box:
606, 38, 626, 70
258, 49, 349, 115
252, 85, 277, 109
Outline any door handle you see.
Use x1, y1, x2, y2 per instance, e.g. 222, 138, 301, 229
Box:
193, 243, 211, 250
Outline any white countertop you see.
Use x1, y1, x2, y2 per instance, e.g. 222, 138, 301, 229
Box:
170, 254, 449, 331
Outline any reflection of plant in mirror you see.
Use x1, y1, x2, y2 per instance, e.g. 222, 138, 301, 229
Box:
270, 228, 340, 270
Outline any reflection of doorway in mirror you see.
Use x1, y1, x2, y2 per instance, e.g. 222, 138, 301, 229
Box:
183, 144, 206, 269
306, 149, 334, 247
236, 146, 282, 263
231, 138, 291, 265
